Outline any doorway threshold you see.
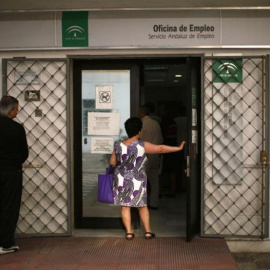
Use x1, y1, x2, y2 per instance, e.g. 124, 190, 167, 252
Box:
73, 229, 125, 237
73, 228, 185, 238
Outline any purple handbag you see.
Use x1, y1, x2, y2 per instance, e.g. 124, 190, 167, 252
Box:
97, 167, 114, 204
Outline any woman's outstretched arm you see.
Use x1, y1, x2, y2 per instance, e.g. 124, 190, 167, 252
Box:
144, 141, 186, 154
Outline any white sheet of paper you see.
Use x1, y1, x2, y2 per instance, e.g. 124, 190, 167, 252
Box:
192, 109, 197, 127
91, 137, 114, 154
88, 112, 120, 135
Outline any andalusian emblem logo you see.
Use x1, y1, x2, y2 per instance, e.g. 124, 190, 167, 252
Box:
213, 59, 243, 83
62, 11, 88, 47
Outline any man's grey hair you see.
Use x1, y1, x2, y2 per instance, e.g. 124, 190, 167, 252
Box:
0, 95, 19, 117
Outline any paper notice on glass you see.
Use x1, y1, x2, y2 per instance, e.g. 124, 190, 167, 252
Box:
192, 130, 197, 144
192, 109, 197, 127
192, 130, 198, 154
88, 112, 120, 135
91, 137, 114, 154
96, 85, 113, 109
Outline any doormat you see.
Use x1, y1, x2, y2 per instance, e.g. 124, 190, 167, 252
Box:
0, 237, 238, 270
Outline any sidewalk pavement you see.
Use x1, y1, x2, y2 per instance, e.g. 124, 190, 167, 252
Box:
233, 253, 270, 270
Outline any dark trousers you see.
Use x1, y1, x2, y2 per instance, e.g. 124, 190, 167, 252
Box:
0, 170, 22, 248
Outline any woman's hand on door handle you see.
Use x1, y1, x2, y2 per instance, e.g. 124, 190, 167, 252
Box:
178, 141, 186, 151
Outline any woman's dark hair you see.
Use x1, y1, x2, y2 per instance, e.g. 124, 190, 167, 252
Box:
124, 117, 142, 138
0, 95, 18, 117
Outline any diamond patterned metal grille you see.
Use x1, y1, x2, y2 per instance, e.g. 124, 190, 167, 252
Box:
3, 59, 69, 235
202, 57, 268, 238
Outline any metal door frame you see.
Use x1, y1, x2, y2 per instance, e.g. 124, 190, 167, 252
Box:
2, 58, 71, 236
201, 56, 269, 238
186, 57, 201, 241
72, 58, 140, 229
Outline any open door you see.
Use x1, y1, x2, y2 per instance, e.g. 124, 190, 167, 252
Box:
186, 58, 201, 241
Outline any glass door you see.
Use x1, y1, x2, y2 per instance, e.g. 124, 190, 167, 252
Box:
73, 60, 139, 228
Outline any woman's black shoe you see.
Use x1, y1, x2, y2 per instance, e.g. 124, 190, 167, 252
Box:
126, 233, 135, 240
145, 232, 155, 240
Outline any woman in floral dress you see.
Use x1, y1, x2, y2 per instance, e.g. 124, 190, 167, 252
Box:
109, 117, 185, 240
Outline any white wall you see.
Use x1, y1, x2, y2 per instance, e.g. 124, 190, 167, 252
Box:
1, 10, 270, 50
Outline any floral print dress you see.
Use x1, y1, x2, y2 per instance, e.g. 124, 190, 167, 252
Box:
113, 140, 148, 207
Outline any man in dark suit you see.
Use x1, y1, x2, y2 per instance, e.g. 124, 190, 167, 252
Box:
140, 105, 163, 209
0, 95, 28, 255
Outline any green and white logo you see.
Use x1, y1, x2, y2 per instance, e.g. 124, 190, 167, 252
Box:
213, 59, 243, 83
62, 11, 88, 47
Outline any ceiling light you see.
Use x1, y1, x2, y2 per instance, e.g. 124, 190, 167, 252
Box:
175, 74, 182, 78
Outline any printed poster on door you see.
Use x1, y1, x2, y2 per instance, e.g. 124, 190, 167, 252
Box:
88, 112, 120, 135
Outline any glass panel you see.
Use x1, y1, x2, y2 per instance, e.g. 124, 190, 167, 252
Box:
82, 70, 130, 217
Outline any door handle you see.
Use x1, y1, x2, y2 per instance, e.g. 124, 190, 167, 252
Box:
23, 163, 42, 169
185, 156, 190, 177
260, 151, 269, 166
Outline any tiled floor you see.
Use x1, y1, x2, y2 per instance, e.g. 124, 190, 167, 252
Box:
75, 191, 186, 238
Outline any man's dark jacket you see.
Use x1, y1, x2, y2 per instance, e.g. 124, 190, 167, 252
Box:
0, 117, 28, 171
